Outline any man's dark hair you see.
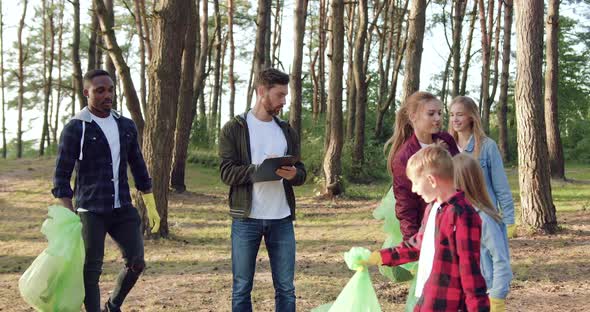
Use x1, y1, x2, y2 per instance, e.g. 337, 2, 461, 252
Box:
83, 69, 111, 83
256, 68, 289, 89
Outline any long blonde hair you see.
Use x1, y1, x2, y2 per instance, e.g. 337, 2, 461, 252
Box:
385, 91, 440, 174
448, 96, 487, 158
453, 153, 502, 223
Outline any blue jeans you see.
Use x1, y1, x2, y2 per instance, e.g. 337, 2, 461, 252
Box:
231, 217, 296, 312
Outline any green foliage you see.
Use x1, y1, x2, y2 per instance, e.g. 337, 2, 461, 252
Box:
187, 148, 218, 168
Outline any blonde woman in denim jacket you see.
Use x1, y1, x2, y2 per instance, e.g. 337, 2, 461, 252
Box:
449, 96, 516, 238
454, 153, 513, 312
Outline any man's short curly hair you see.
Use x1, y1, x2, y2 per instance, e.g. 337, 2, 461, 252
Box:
256, 68, 289, 89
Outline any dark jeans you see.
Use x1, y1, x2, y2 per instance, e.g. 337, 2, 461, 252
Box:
79, 207, 145, 312
231, 217, 296, 312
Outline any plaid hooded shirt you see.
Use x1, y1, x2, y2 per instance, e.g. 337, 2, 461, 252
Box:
380, 191, 490, 312
52, 108, 151, 213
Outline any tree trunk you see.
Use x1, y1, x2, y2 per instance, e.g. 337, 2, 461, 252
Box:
227, 0, 236, 118
498, 0, 512, 162
141, 0, 189, 238
94, 0, 144, 142
478, 0, 493, 133
351, 0, 367, 179
544, 0, 565, 180
72, 0, 86, 109
53, 0, 64, 145
209, 0, 222, 143
460, 0, 477, 95
345, 2, 356, 140
514, 0, 557, 234
41, 0, 55, 156
271, 0, 283, 69
401, 0, 427, 101
323, 0, 344, 196
489, 3, 502, 106
134, 0, 147, 112
0, 0, 5, 158
170, 0, 198, 193
88, 1, 99, 71
288, 0, 308, 140
104, 0, 117, 110
248, 0, 272, 108
451, 0, 466, 98
193, 0, 208, 142
139, 0, 152, 61
318, 0, 327, 115
16, 0, 28, 158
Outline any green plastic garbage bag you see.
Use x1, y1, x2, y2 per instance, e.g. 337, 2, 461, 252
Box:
312, 247, 382, 312
372, 187, 417, 283
19, 205, 85, 312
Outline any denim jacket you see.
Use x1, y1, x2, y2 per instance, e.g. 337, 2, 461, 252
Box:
476, 208, 513, 299
52, 107, 151, 213
464, 136, 515, 225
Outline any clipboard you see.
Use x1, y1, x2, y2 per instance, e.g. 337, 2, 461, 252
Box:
251, 155, 298, 182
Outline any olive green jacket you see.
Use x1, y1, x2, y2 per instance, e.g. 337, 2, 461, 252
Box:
218, 112, 306, 219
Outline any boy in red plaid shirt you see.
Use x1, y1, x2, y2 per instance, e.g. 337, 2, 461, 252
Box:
365, 145, 490, 311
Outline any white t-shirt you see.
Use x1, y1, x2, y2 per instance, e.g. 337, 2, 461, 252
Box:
415, 201, 441, 298
246, 111, 291, 219
91, 112, 121, 208
419, 141, 433, 149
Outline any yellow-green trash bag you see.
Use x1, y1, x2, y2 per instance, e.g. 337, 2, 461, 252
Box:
373, 187, 417, 283
19, 205, 85, 312
312, 247, 382, 312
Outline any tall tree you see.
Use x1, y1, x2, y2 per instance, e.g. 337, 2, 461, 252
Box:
247, 0, 272, 108
141, 0, 189, 237
170, 0, 198, 193
193, 0, 209, 143
514, 0, 557, 234
345, 3, 355, 139
318, 0, 327, 115
289, 0, 308, 140
544, 0, 565, 180
104, 0, 117, 110
323, 0, 344, 196
88, 1, 99, 71
133, 0, 147, 112
72, 0, 86, 109
351, 0, 367, 179
271, 0, 283, 69
402, 0, 427, 100
209, 0, 223, 143
0, 0, 5, 158
16, 0, 28, 158
478, 0, 494, 133
451, 0, 466, 98
52, 0, 65, 145
94, 0, 144, 141
460, 0, 478, 95
227, 0, 236, 118
40, 0, 56, 156
497, 0, 512, 161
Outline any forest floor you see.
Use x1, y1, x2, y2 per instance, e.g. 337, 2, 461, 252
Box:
1, 157, 589, 311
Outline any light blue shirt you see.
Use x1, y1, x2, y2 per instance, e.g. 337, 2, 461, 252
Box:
476, 208, 513, 299
464, 136, 515, 225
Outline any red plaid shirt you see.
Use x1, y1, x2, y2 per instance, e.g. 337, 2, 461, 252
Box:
380, 191, 490, 312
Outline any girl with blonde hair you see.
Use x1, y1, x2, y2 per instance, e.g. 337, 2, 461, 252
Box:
449, 96, 516, 237
453, 153, 513, 312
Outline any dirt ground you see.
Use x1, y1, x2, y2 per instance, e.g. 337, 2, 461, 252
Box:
1, 158, 589, 311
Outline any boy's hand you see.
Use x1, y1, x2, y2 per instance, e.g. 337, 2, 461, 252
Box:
490, 297, 505, 312
361, 251, 383, 266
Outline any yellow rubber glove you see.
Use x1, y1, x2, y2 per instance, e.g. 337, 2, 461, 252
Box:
490, 297, 506, 312
506, 224, 517, 239
362, 250, 383, 266
141, 193, 160, 233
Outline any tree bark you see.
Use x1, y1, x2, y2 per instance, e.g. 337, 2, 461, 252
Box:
248, 0, 272, 108
41, 0, 55, 156
345, 2, 356, 139
451, 0, 466, 98
489, 2, 502, 106
514, 0, 557, 234
170, 0, 198, 193
460, 0, 477, 95
478, 0, 493, 133
16, 0, 28, 158
72, 0, 86, 109
498, 0, 512, 162
289, 0, 308, 140
53, 0, 64, 145
351, 0, 367, 179
318, 0, 327, 115
0, 0, 5, 158
544, 0, 565, 180
139, 0, 152, 61
271, 0, 283, 69
323, 0, 344, 196
141, 0, 189, 238
209, 0, 222, 143
88, 1, 99, 71
94, 0, 145, 142
227, 0, 236, 118
134, 0, 147, 112
401, 0, 427, 101
193, 0, 209, 142
104, 0, 117, 110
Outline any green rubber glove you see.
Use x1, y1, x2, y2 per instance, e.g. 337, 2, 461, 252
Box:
490, 297, 506, 312
141, 193, 160, 233
361, 250, 383, 266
